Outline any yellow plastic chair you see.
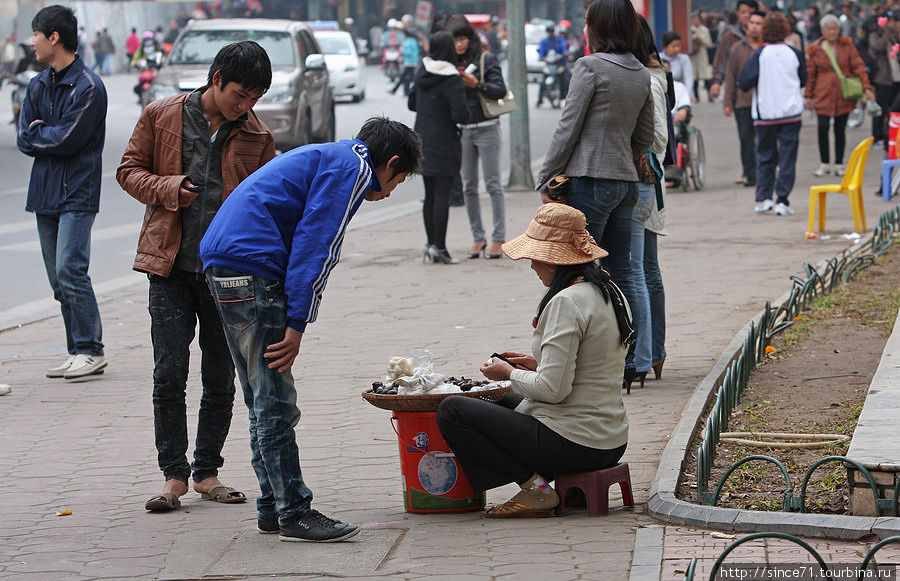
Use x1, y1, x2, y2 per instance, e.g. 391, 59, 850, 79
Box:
807, 137, 873, 234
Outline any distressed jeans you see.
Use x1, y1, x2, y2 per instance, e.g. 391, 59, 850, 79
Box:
149, 270, 236, 483
206, 267, 313, 523
35, 212, 103, 356
566, 177, 637, 305
462, 122, 506, 243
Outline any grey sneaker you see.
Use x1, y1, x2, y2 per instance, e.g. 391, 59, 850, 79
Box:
754, 199, 774, 213
63, 355, 107, 380
279, 509, 359, 543
0, 384, 10, 396
46, 355, 77, 378
774, 202, 795, 216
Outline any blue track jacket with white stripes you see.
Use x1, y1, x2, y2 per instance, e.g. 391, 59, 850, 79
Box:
17, 55, 107, 215
199, 139, 381, 332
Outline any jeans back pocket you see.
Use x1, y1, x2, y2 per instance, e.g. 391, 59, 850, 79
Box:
210, 275, 257, 333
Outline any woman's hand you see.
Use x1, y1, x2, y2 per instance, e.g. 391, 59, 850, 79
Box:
804, 97, 815, 110
499, 351, 538, 371
865, 88, 876, 103
460, 71, 478, 88
481, 358, 514, 381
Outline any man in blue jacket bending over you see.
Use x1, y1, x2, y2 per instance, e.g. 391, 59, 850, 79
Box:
200, 117, 421, 542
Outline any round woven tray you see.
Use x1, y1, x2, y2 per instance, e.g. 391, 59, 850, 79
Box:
361, 384, 512, 412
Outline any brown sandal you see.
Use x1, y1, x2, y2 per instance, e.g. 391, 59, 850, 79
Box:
200, 485, 247, 504
145, 493, 181, 512
484, 501, 555, 518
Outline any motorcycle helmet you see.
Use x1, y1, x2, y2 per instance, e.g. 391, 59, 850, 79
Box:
142, 30, 155, 39
344, 17, 354, 26
401, 14, 414, 26
387, 18, 399, 29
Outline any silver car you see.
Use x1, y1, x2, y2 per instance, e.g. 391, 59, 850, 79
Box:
148, 19, 335, 150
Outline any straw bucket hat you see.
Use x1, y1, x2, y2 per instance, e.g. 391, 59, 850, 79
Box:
502, 204, 608, 265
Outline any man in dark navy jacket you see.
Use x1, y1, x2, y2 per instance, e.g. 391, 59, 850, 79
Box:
17, 5, 108, 380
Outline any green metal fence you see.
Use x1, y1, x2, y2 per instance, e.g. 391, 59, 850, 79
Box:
683, 533, 900, 580
694, 206, 900, 509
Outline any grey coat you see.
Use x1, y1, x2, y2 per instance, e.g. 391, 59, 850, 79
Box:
537, 52, 654, 189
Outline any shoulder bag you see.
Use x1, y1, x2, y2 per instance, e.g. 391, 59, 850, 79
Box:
822, 41, 864, 101
478, 52, 518, 118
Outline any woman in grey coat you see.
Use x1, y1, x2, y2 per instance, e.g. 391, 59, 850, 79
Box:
537, 0, 655, 368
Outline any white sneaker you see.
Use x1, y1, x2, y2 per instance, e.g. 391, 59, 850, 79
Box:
0, 384, 10, 396
813, 164, 830, 177
63, 355, 107, 380
774, 202, 795, 216
46, 355, 78, 378
754, 199, 774, 213
833, 164, 846, 177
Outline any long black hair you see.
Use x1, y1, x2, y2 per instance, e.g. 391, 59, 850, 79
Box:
429, 31, 456, 63
537, 262, 634, 348
633, 14, 662, 68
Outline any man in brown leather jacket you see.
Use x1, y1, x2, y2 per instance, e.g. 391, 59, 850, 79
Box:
117, 41, 275, 513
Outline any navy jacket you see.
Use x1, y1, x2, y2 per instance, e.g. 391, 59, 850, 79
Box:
17, 56, 107, 214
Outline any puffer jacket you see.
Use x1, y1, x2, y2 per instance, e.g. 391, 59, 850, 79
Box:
806, 37, 872, 117
17, 56, 107, 215
116, 90, 275, 277
408, 57, 471, 175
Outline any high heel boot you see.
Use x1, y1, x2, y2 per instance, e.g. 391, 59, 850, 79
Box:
423, 244, 435, 263
622, 368, 647, 395
652, 358, 665, 380
428, 247, 459, 265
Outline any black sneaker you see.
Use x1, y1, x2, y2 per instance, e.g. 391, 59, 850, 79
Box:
257, 514, 279, 534
278, 509, 360, 543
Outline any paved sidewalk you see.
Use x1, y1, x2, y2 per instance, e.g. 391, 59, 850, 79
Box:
0, 103, 897, 580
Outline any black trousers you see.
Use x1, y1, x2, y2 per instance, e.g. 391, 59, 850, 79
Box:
817, 113, 850, 164
735, 107, 757, 183
391, 65, 416, 96
436, 393, 627, 492
422, 174, 455, 250
873, 83, 897, 144
149, 269, 236, 483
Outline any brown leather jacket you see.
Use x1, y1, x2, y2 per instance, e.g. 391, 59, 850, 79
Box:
117, 91, 275, 277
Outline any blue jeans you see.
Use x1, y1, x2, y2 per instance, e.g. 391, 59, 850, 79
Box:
626, 183, 654, 372
755, 121, 801, 205
567, 177, 637, 308
643, 230, 666, 364
35, 212, 103, 356
206, 267, 313, 523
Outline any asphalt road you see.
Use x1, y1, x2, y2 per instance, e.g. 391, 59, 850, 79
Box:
0, 63, 558, 329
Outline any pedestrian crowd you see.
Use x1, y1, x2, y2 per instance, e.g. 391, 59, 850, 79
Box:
9, 0, 893, 542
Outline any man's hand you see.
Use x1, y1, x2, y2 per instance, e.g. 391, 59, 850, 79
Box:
723, 106, 733, 117
865, 88, 876, 102
460, 71, 478, 88
265, 327, 303, 372
709, 83, 721, 99
178, 179, 198, 208
674, 108, 688, 123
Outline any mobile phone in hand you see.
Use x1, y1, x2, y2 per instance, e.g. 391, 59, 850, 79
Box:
491, 353, 529, 370
465, 63, 477, 74
186, 184, 207, 193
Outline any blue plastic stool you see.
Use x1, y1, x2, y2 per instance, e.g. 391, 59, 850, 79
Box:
881, 159, 900, 201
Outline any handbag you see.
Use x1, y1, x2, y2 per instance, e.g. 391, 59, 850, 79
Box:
477, 52, 518, 118
822, 41, 864, 101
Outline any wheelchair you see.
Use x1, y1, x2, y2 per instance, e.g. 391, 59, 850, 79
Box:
664, 109, 706, 192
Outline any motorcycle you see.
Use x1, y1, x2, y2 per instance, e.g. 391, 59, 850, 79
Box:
382, 44, 401, 82
540, 50, 566, 109
134, 51, 163, 109
8, 69, 38, 125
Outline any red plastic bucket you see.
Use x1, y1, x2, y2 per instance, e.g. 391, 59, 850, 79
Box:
391, 411, 485, 513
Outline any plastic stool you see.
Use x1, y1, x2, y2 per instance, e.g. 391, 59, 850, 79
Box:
554, 462, 634, 517
881, 159, 900, 201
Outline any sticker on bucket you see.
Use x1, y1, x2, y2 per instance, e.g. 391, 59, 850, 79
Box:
417, 453, 458, 495
408, 432, 429, 452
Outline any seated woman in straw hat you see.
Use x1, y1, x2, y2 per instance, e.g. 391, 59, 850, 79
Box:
436, 204, 632, 518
